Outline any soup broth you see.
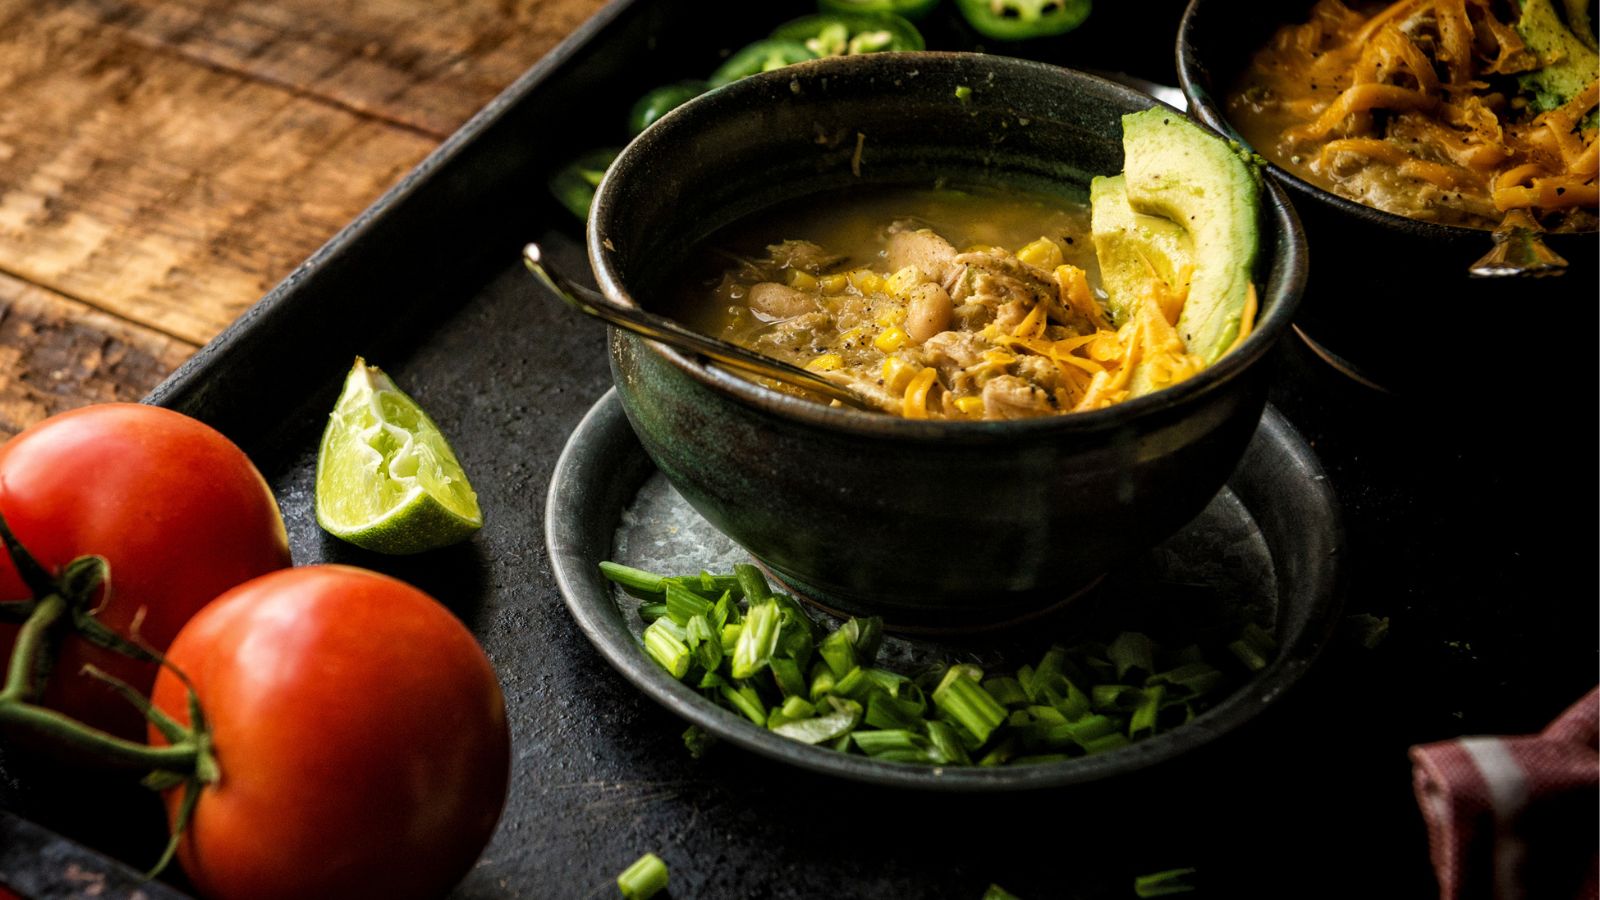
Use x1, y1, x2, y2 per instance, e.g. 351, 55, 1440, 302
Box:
665, 184, 1197, 421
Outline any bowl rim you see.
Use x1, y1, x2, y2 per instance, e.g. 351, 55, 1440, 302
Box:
1174, 0, 1596, 241
590, 51, 1308, 441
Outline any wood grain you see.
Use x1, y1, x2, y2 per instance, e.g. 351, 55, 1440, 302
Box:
0, 0, 604, 437
0, 3, 441, 345
0, 271, 195, 439
58, 0, 609, 137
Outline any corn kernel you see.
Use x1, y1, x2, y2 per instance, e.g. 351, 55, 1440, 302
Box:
875, 305, 907, 327
881, 356, 917, 393
805, 353, 843, 372
1016, 237, 1064, 270
838, 326, 868, 347
874, 326, 909, 352
847, 268, 885, 295
954, 396, 986, 415
819, 274, 849, 294
788, 270, 819, 290
886, 265, 923, 299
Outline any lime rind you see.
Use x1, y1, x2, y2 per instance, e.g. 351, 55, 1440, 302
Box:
315, 359, 482, 554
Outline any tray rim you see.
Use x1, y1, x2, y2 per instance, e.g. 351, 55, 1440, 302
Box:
545, 389, 1345, 792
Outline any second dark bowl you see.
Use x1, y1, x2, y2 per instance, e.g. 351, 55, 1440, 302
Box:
1178, 0, 1598, 393
591, 53, 1306, 628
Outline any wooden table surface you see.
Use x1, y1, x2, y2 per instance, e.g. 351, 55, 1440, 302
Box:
0, 0, 607, 439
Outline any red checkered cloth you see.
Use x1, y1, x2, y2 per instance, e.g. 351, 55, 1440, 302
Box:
1411, 687, 1599, 900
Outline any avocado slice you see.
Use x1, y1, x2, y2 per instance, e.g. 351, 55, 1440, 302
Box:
1517, 0, 1600, 113
1118, 109, 1260, 364
1089, 173, 1195, 327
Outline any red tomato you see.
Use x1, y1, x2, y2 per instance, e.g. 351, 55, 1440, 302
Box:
149, 565, 510, 900
0, 404, 291, 738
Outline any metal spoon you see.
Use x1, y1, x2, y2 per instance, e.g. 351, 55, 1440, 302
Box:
521, 243, 876, 411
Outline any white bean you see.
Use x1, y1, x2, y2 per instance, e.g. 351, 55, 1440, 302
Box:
747, 282, 815, 319
905, 282, 952, 344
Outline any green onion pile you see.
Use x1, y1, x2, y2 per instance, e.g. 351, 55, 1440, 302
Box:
601, 561, 1277, 766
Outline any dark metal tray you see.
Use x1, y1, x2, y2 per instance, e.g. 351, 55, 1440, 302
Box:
4, 0, 1595, 896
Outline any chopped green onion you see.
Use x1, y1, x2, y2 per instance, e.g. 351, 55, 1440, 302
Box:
977, 739, 1016, 767
818, 625, 859, 677
733, 562, 771, 603
609, 558, 1252, 769
776, 608, 815, 665
712, 592, 739, 628
851, 728, 941, 762
833, 666, 873, 701
1091, 684, 1145, 713
1016, 663, 1037, 699
955, 84, 974, 101
695, 572, 743, 597
769, 656, 807, 698
617, 852, 668, 899
1056, 680, 1093, 721
864, 691, 922, 730
683, 725, 716, 759
1228, 622, 1277, 672
771, 593, 818, 641
982, 676, 1028, 708
1062, 713, 1119, 745
731, 600, 782, 679
771, 696, 862, 744
1129, 685, 1165, 739
599, 561, 666, 598
924, 719, 973, 766
1148, 662, 1223, 699
665, 581, 713, 625
779, 695, 815, 720
643, 619, 690, 679
1107, 631, 1155, 682
1081, 732, 1129, 755
981, 884, 1021, 900
932, 667, 1007, 745
851, 616, 884, 664
1134, 867, 1197, 897
720, 683, 767, 726
687, 614, 722, 672
809, 662, 837, 701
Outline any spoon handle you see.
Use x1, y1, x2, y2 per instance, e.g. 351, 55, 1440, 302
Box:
522, 244, 872, 410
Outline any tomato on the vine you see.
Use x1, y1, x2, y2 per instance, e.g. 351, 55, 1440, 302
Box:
0, 404, 291, 738
149, 565, 510, 900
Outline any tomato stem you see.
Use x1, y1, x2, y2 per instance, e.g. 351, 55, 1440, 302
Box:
0, 591, 201, 774
0, 591, 65, 704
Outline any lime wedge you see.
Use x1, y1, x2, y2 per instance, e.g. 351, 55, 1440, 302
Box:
315, 358, 482, 554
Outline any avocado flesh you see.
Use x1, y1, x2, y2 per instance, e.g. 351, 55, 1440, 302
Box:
1118, 109, 1259, 365
1089, 174, 1194, 328
1090, 174, 1202, 397
1518, 0, 1600, 113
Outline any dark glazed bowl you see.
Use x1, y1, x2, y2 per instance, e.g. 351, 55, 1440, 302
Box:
590, 53, 1307, 629
1178, 0, 1599, 393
